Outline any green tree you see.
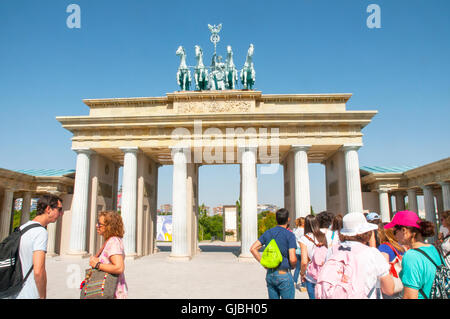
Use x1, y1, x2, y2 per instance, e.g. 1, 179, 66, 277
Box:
199, 203, 208, 215
12, 210, 37, 229
236, 198, 241, 241
198, 213, 224, 241
258, 211, 277, 237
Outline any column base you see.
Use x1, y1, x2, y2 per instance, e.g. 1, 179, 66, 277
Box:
46, 253, 59, 258
238, 254, 256, 263
125, 253, 140, 260
168, 255, 192, 261
66, 251, 90, 259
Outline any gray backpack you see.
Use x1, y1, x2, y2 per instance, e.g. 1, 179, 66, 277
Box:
414, 248, 449, 299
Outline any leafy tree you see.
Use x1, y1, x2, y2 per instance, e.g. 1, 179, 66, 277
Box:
236, 198, 241, 240
198, 213, 223, 241
199, 203, 208, 216
12, 210, 37, 229
258, 211, 277, 237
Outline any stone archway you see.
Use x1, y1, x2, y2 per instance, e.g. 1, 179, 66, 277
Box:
57, 90, 376, 259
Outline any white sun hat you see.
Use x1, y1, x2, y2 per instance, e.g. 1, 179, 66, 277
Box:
340, 212, 379, 236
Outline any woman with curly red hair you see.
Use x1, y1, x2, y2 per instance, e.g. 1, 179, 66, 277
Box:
88, 211, 128, 299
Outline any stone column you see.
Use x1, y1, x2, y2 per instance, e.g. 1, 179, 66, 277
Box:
377, 189, 390, 222
407, 189, 419, 214
120, 147, 139, 258
0, 189, 14, 241
343, 144, 363, 214
153, 164, 160, 254
239, 146, 258, 259
47, 217, 58, 257
422, 185, 437, 242
170, 147, 189, 259
186, 163, 199, 257
20, 192, 32, 225
435, 190, 444, 214
292, 145, 311, 218
69, 149, 92, 256
395, 192, 406, 212
440, 182, 450, 211
112, 164, 120, 211
388, 193, 393, 216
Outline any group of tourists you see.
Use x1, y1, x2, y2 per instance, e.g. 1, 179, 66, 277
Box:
2, 194, 449, 300
0, 195, 128, 299
250, 208, 450, 299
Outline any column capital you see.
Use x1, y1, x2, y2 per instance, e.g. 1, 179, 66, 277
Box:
72, 148, 93, 156
291, 145, 311, 152
169, 145, 190, 151
342, 144, 363, 152
47, 191, 65, 197
237, 145, 258, 152
439, 181, 450, 187
421, 184, 434, 190
376, 188, 390, 194
119, 146, 139, 154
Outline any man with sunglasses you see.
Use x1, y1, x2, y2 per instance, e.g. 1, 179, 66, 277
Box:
13, 195, 63, 299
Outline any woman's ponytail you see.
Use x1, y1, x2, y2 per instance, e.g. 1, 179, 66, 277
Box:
417, 219, 435, 238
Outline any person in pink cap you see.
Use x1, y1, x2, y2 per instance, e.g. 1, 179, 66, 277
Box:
384, 210, 443, 299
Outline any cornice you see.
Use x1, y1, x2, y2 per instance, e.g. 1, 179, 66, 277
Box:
56, 111, 377, 130
81, 92, 353, 108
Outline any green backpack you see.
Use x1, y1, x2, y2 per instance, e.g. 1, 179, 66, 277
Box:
260, 239, 283, 268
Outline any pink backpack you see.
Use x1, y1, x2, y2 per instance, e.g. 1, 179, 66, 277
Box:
305, 235, 336, 282
315, 243, 373, 299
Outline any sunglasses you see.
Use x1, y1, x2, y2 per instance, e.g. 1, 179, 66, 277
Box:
393, 225, 403, 235
96, 221, 106, 227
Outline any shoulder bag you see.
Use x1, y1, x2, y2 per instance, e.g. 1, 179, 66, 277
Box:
80, 239, 119, 299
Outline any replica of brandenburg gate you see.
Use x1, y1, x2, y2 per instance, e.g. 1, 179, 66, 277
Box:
56, 25, 377, 260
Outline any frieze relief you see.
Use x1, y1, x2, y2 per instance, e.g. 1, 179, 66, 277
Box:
177, 100, 252, 114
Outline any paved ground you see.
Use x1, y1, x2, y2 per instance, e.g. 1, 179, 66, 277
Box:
46, 241, 308, 299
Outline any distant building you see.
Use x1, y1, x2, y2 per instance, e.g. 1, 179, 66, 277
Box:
257, 204, 279, 214
30, 198, 38, 211
160, 204, 172, 214
14, 198, 22, 211
212, 206, 223, 216
117, 191, 122, 211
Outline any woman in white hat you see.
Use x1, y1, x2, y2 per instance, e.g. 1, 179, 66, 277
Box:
337, 212, 394, 298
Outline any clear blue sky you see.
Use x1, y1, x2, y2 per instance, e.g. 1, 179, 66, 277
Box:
1, 0, 449, 211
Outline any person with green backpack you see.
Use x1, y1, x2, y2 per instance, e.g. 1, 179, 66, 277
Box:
250, 208, 298, 299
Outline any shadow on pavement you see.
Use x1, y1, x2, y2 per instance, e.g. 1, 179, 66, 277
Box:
157, 242, 242, 257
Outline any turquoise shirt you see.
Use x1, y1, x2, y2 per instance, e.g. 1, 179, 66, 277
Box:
400, 245, 443, 299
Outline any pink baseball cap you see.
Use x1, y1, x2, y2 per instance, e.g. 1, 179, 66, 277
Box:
384, 210, 421, 229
